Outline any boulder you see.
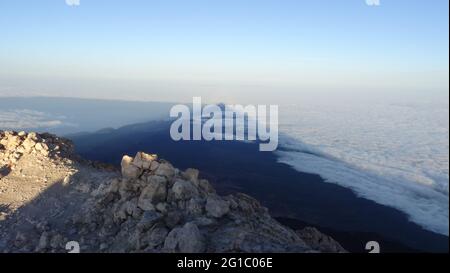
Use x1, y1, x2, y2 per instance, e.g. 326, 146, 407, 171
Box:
205, 195, 230, 218
35, 142, 49, 152
132, 152, 157, 169
155, 202, 168, 213
137, 199, 155, 211
123, 200, 141, 218
92, 179, 120, 197
154, 162, 175, 179
138, 176, 167, 209
27, 132, 38, 140
37, 232, 49, 251
137, 211, 163, 232
182, 168, 199, 182
198, 179, 215, 194
121, 155, 141, 179
163, 222, 205, 253
21, 138, 36, 151
6, 136, 21, 150
113, 202, 129, 223
186, 197, 204, 216
150, 161, 160, 171
142, 225, 169, 249
171, 180, 199, 201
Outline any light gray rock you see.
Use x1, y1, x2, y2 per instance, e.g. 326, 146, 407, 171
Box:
35, 142, 49, 152
121, 155, 141, 179
186, 197, 204, 216
193, 217, 217, 227
142, 225, 169, 249
182, 168, 199, 182
21, 138, 36, 151
137, 199, 155, 211
172, 179, 198, 201
92, 179, 120, 197
150, 161, 160, 171
132, 152, 157, 169
198, 179, 215, 194
37, 232, 49, 251
155, 202, 168, 213
113, 202, 128, 223
163, 222, 205, 253
206, 195, 230, 218
123, 200, 139, 216
154, 162, 175, 178
137, 211, 163, 232
138, 176, 167, 208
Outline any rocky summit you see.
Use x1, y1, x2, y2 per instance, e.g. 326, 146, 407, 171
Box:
0, 131, 346, 253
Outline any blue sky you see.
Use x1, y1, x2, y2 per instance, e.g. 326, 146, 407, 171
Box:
0, 0, 448, 103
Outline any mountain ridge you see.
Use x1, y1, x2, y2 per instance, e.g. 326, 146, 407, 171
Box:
0, 130, 346, 253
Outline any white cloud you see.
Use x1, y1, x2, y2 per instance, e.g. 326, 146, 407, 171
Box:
0, 110, 64, 129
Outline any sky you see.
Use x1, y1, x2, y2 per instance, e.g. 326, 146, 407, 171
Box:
0, 0, 448, 103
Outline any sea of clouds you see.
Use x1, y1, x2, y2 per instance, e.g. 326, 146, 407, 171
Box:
276, 101, 449, 236
0, 109, 67, 130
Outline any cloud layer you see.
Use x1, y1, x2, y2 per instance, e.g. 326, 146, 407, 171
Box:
277, 101, 449, 235
0, 109, 64, 129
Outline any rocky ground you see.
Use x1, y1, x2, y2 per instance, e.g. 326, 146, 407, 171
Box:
0, 131, 346, 253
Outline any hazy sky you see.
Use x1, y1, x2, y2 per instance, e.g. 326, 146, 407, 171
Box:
0, 0, 448, 103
